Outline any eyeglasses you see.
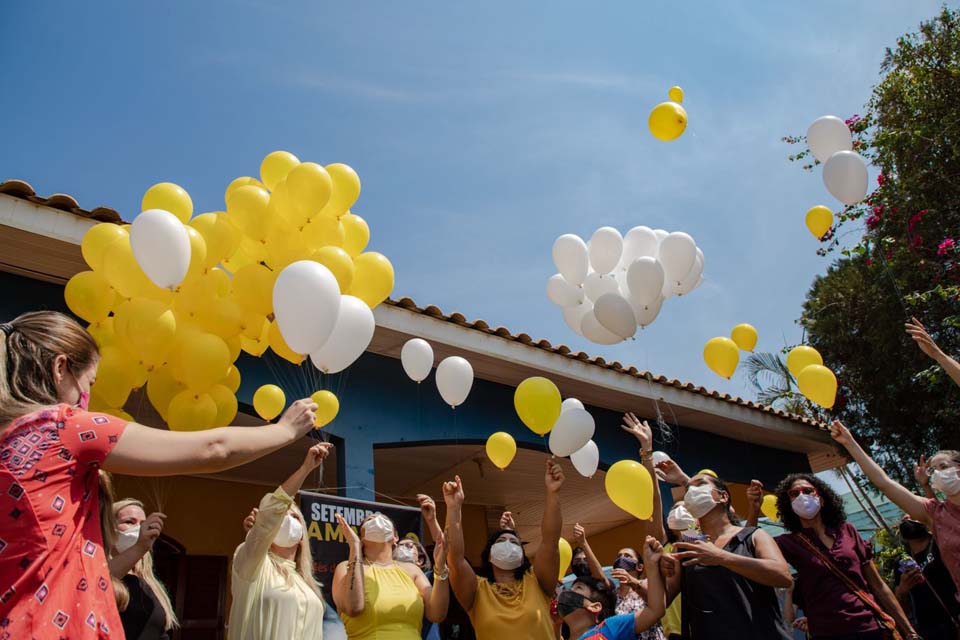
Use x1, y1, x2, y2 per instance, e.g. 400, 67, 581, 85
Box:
787, 487, 818, 499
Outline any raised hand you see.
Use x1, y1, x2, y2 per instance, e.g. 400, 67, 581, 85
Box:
828, 419, 854, 447
659, 552, 680, 578
622, 412, 653, 451
642, 535, 663, 564
278, 398, 319, 435
545, 459, 565, 493
906, 317, 944, 361
137, 512, 166, 550
442, 475, 465, 507
303, 442, 333, 470
572, 522, 586, 546
746, 479, 764, 511
433, 536, 447, 572
500, 511, 516, 531
417, 494, 437, 520
242, 507, 259, 533
610, 568, 639, 586
913, 455, 930, 488
335, 513, 361, 551
656, 458, 690, 486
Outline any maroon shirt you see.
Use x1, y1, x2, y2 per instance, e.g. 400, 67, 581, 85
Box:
775, 522, 880, 637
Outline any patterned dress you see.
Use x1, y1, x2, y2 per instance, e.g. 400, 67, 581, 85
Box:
614, 585, 666, 640
0, 405, 127, 639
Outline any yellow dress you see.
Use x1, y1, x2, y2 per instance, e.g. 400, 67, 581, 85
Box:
468, 571, 554, 640
340, 562, 424, 639
661, 543, 681, 636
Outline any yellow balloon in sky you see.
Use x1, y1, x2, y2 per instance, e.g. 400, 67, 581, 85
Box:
254, 384, 286, 421
93, 345, 140, 408
648, 101, 688, 141
761, 494, 779, 521
222, 235, 267, 274
514, 376, 562, 435
322, 163, 361, 219
312, 246, 355, 292
116, 298, 177, 367
232, 264, 276, 317
268, 320, 304, 365
605, 460, 654, 520
485, 432, 517, 470
786, 345, 823, 379
341, 213, 370, 258
226, 185, 272, 241
142, 182, 193, 224
310, 390, 339, 428
260, 150, 300, 191
184, 226, 208, 280
171, 330, 231, 392
287, 162, 333, 220
797, 364, 838, 409
558, 537, 572, 580
302, 215, 345, 250
730, 324, 758, 352
806, 205, 833, 240
191, 212, 240, 269
81, 223, 127, 272
102, 235, 166, 300
167, 389, 217, 431
225, 176, 265, 204
65, 271, 116, 322
703, 337, 739, 379
668, 86, 684, 103
348, 252, 394, 309
86, 317, 116, 349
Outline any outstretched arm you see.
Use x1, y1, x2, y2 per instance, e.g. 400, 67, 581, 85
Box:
745, 479, 763, 528
907, 317, 960, 388
623, 413, 665, 542
633, 537, 666, 633
444, 476, 478, 610
109, 512, 165, 577
573, 523, 611, 588
534, 459, 564, 594
863, 560, 919, 639
417, 494, 444, 546
332, 514, 365, 616
413, 538, 450, 623
829, 420, 931, 525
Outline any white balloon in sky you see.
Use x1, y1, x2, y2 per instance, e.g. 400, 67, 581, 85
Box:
807, 115, 853, 163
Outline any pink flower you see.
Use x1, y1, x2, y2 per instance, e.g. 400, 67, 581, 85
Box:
938, 238, 955, 256
877, 173, 886, 185
872, 205, 884, 215
908, 210, 930, 233
866, 214, 881, 230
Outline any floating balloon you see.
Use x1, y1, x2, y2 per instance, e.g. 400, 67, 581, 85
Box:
312, 246, 355, 293
648, 102, 687, 141
588, 227, 623, 275
731, 324, 758, 352
65, 271, 116, 323
81, 223, 128, 272
167, 390, 217, 432
142, 182, 193, 224
260, 150, 300, 190
401, 338, 434, 383
548, 407, 595, 457
632, 296, 663, 328
209, 384, 238, 427
652, 451, 670, 466
674, 249, 704, 296
190, 212, 239, 270
253, 384, 286, 421
562, 303, 591, 337
658, 232, 697, 285
553, 234, 590, 286
226, 185, 272, 241
581, 310, 622, 345
309, 295, 375, 374
622, 226, 659, 265
323, 163, 362, 218
436, 356, 473, 408
786, 345, 823, 379
348, 252, 394, 309
703, 337, 739, 379
626, 257, 665, 307
605, 460, 654, 519
485, 432, 517, 470
594, 293, 636, 340
546, 274, 584, 308
570, 440, 599, 478
761, 494, 779, 521
130, 209, 192, 289
341, 213, 370, 258
806, 116, 852, 163
272, 260, 342, 355
514, 377, 562, 435
561, 398, 584, 413
311, 390, 340, 427
805, 206, 833, 239
558, 538, 572, 580
798, 364, 838, 409
823, 151, 868, 205
668, 86, 684, 103
583, 272, 620, 303
287, 162, 333, 219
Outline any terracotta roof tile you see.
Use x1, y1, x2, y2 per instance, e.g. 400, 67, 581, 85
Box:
0, 179, 123, 223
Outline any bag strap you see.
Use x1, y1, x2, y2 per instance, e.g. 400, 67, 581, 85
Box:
795, 532, 902, 640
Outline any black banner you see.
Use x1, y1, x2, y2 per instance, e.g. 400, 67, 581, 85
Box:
299, 491, 423, 601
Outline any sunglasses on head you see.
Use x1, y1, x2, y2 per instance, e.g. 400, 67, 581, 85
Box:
788, 487, 818, 499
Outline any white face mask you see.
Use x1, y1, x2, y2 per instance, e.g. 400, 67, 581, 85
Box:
362, 514, 395, 543
489, 540, 524, 570
274, 514, 303, 548
791, 494, 822, 520
931, 467, 960, 496
667, 504, 696, 531
117, 526, 140, 553
684, 484, 718, 519
395, 545, 418, 564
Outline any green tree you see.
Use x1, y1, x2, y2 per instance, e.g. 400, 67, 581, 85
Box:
786, 8, 960, 485
741, 351, 811, 417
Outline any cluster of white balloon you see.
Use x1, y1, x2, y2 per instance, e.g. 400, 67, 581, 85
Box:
548, 226, 705, 344
558, 399, 600, 477
400, 338, 475, 408
808, 115, 868, 206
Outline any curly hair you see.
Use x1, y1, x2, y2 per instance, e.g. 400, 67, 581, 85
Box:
774, 473, 846, 533
479, 529, 531, 582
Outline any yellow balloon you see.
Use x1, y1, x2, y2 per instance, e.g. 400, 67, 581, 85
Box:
761, 494, 779, 521
703, 337, 739, 379
146, 366, 185, 421
142, 182, 193, 224
786, 345, 823, 379
347, 252, 394, 309
222, 365, 242, 393
268, 320, 304, 364
224, 334, 241, 362
241, 318, 270, 357
65, 271, 116, 322
115, 298, 177, 367
730, 324, 758, 352
268, 179, 305, 226
558, 537, 572, 580
225, 176, 265, 204
171, 331, 231, 392
92, 345, 139, 408
648, 101, 688, 141
81, 223, 127, 272
312, 246, 355, 292
287, 162, 333, 219
321, 163, 361, 218
254, 384, 286, 421
798, 364, 838, 409
167, 389, 217, 431
191, 212, 240, 269
102, 236, 169, 300
696, 469, 719, 478
485, 431, 517, 470
605, 460, 654, 520
198, 298, 243, 339
264, 217, 309, 271
232, 264, 276, 317
86, 317, 116, 349
207, 267, 232, 297
222, 235, 267, 274
806, 205, 833, 240
302, 215, 345, 250
226, 185, 272, 241
184, 226, 208, 280
668, 86, 684, 103
310, 390, 340, 428
341, 213, 370, 258
208, 383, 238, 427
260, 150, 300, 191
239, 310, 267, 340
514, 377, 562, 435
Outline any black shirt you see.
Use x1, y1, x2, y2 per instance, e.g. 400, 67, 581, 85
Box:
894, 539, 960, 634
120, 574, 170, 640
681, 526, 792, 640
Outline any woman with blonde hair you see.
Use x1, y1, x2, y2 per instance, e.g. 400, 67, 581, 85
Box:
0, 310, 318, 639
229, 442, 332, 640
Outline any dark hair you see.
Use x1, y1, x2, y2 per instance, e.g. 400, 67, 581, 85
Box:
774, 473, 846, 533
697, 474, 741, 525
479, 529, 530, 582
572, 577, 616, 621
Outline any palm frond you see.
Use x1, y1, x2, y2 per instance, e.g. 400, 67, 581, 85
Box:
742, 352, 795, 393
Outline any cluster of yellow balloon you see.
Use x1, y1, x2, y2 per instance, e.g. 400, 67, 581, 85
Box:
787, 345, 838, 409
648, 86, 688, 142
558, 537, 573, 580
805, 205, 834, 240
703, 324, 759, 379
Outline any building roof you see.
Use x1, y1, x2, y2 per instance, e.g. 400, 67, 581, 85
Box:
0, 179, 122, 224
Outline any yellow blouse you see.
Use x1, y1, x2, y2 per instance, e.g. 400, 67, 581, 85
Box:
468, 571, 554, 640
228, 487, 324, 640
340, 562, 423, 639
661, 543, 682, 635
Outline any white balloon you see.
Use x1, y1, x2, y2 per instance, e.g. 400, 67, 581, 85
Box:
632, 295, 663, 328
273, 260, 342, 355
435, 356, 473, 407
563, 303, 591, 337
675, 249, 704, 295
401, 338, 434, 383
581, 310, 622, 345
807, 115, 853, 163
583, 272, 620, 302
622, 226, 659, 264
549, 408, 596, 457
561, 398, 584, 413
552, 235, 589, 286
660, 277, 674, 300
658, 232, 698, 284
546, 274, 584, 308
570, 440, 599, 478
626, 257, 666, 307
823, 151, 868, 205
594, 293, 637, 340
588, 227, 623, 275
652, 451, 670, 466
130, 209, 191, 289
652, 229, 669, 249
309, 295, 375, 374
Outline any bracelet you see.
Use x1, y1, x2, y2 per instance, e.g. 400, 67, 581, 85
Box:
640, 449, 654, 462
434, 569, 449, 581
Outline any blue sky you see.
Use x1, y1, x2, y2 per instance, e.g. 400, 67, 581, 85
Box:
1, 1, 949, 407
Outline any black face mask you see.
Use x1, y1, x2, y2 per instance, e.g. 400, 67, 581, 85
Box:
613, 556, 638, 572
557, 590, 588, 617
899, 520, 930, 541
571, 560, 590, 577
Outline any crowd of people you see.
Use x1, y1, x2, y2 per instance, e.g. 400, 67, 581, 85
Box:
0, 309, 958, 639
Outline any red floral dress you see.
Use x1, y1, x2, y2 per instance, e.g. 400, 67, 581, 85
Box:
0, 404, 127, 639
